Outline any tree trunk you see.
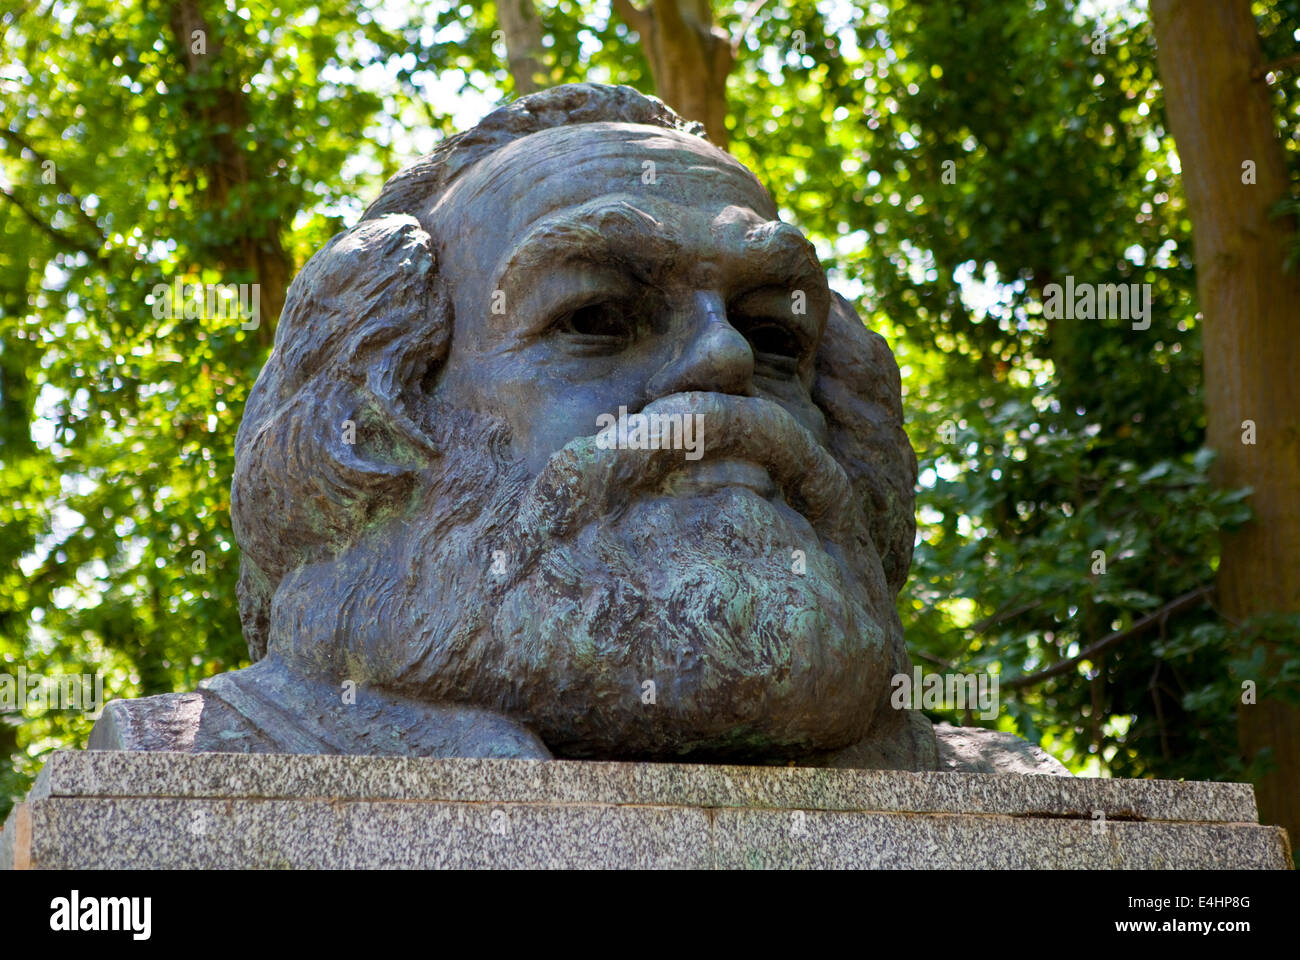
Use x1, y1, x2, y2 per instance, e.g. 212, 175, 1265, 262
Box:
168, 0, 291, 343
1150, 0, 1300, 848
496, 0, 547, 94
612, 0, 733, 147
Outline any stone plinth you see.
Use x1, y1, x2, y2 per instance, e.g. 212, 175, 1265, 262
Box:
2, 750, 1291, 869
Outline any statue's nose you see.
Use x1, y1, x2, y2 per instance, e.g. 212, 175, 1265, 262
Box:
646, 291, 755, 398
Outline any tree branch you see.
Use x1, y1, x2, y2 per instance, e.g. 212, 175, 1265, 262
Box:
972, 598, 1043, 636
611, 0, 651, 36
913, 649, 957, 670
1001, 584, 1216, 691
0, 126, 108, 247
1252, 51, 1300, 80
730, 0, 770, 57
0, 184, 108, 266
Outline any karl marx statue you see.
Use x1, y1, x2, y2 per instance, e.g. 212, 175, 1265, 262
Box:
91, 84, 1064, 776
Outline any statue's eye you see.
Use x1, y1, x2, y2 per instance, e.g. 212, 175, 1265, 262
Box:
553, 302, 635, 351
737, 319, 802, 377
744, 322, 800, 359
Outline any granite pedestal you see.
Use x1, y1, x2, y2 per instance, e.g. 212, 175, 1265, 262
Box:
2, 750, 1291, 869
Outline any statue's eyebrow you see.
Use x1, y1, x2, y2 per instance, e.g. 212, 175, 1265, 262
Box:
496, 199, 673, 286
495, 198, 828, 311
739, 220, 825, 290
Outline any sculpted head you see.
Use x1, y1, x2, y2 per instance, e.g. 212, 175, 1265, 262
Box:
230, 83, 918, 762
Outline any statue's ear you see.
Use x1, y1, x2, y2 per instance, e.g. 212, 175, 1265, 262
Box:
812, 290, 918, 597
266, 213, 447, 406
232, 214, 450, 650
238, 212, 447, 472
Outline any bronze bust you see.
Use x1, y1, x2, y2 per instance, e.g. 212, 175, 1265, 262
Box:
91, 84, 1064, 776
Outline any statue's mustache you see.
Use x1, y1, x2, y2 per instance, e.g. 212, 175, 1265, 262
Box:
508, 391, 858, 546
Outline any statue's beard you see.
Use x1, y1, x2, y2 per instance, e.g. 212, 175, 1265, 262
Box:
270, 392, 902, 761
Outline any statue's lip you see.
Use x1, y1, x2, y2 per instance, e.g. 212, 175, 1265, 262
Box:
664, 458, 777, 499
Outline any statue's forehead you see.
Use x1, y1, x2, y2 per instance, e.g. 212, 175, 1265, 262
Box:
432, 122, 780, 235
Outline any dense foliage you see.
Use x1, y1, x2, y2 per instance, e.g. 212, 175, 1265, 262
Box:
2, 0, 1297, 817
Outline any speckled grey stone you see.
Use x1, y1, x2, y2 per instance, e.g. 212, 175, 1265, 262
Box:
26, 750, 1262, 822
0, 802, 26, 870
22, 798, 711, 870
5, 751, 1290, 869
713, 809, 1289, 870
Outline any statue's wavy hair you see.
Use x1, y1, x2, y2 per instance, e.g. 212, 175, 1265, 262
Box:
230, 83, 917, 662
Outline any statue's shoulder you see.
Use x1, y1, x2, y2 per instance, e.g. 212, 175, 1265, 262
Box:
85, 660, 554, 759
933, 722, 1071, 776
88, 688, 276, 753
